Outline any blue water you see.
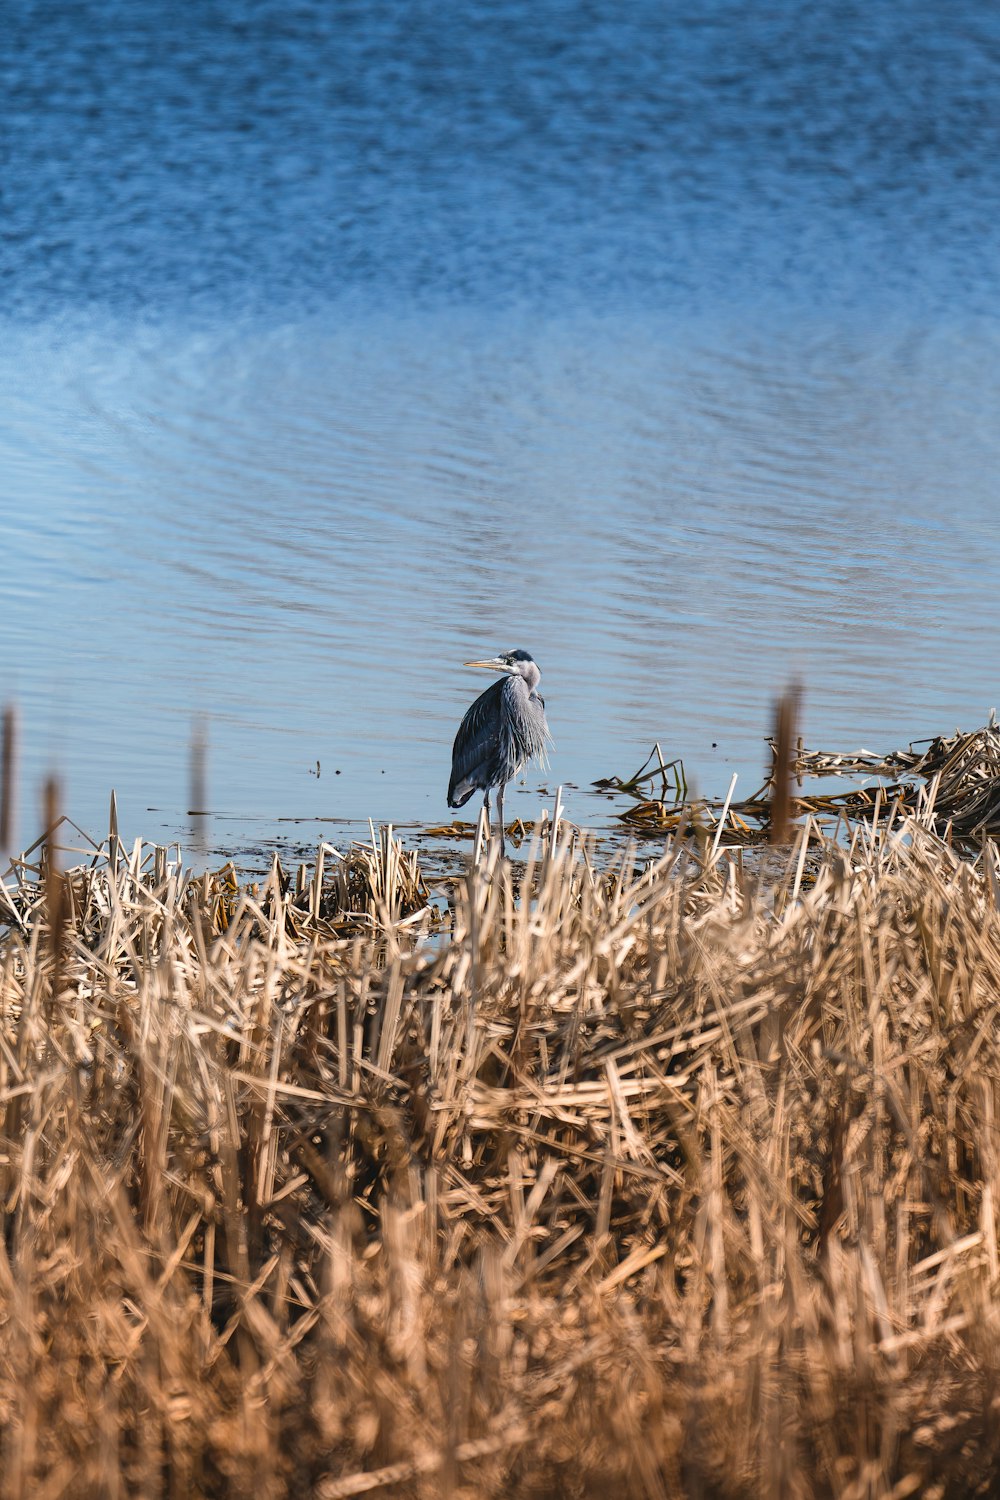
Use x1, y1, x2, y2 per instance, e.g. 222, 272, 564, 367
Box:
3, 1, 1000, 856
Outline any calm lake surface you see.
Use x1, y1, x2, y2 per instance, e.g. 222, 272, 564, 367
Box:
4, 1, 1000, 858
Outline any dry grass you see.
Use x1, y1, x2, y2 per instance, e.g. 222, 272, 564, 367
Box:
0, 805, 999, 1498
613, 716, 1000, 850
793, 715, 1000, 840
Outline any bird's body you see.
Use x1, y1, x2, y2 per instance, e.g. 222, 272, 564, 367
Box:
448, 649, 550, 855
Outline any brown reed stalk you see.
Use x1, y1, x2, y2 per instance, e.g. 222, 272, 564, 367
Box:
42, 775, 65, 998
769, 681, 802, 844
0, 705, 15, 852
190, 715, 208, 855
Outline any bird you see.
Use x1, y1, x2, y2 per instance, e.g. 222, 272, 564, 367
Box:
447, 649, 551, 856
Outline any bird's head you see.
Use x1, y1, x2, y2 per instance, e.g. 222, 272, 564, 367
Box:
464, 649, 537, 679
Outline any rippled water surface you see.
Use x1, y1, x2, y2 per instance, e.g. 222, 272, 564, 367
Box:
3, 1, 1000, 854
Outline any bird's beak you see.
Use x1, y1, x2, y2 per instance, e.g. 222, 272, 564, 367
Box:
464, 657, 512, 673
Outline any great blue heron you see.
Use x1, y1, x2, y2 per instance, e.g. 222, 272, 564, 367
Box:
447, 649, 551, 856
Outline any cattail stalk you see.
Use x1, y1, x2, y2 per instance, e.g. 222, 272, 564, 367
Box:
770, 683, 802, 845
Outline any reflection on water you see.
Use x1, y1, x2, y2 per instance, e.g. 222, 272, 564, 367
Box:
3, 2, 1000, 853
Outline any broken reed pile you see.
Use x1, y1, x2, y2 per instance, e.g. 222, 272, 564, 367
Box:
612, 716, 1000, 850
793, 714, 1000, 840
1, 815, 1000, 1498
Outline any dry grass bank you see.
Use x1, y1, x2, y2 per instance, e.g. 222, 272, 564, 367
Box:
0, 810, 999, 1498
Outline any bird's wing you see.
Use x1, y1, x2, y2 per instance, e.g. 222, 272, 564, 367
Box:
448, 678, 506, 804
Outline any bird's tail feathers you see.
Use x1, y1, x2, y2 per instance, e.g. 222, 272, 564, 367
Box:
447, 779, 477, 809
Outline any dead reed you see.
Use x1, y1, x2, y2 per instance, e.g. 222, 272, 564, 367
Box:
0, 704, 16, 853
613, 715, 1000, 854
769, 683, 802, 845
0, 806, 999, 1498
794, 714, 1000, 841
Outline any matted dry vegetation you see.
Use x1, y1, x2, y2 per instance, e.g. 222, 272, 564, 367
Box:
1, 804, 1000, 1499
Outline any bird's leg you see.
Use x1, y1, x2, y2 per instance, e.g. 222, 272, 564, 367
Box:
497, 782, 507, 858
483, 790, 492, 847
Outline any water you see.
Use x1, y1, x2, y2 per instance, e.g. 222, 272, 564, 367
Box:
4, 1, 1000, 858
